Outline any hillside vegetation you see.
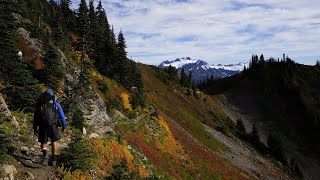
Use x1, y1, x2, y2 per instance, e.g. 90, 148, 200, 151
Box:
0, 0, 305, 179
201, 55, 320, 178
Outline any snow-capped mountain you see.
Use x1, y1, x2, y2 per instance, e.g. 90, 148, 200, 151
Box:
159, 57, 248, 82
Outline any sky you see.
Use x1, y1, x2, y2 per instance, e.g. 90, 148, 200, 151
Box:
70, 0, 320, 65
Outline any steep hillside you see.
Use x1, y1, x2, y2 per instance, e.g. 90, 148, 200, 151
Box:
139, 64, 291, 179
201, 57, 320, 179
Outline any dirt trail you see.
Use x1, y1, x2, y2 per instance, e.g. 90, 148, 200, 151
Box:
12, 132, 72, 180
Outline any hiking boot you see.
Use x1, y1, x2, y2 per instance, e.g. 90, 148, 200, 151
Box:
41, 155, 49, 166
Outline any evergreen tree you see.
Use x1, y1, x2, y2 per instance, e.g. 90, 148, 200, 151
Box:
77, 0, 92, 86
52, 16, 64, 47
116, 30, 131, 87
236, 119, 247, 138
0, 0, 40, 112
316, 60, 320, 67
60, 0, 75, 29
180, 68, 188, 87
77, 0, 89, 51
188, 71, 192, 87
44, 43, 65, 80
93, 1, 116, 78
267, 134, 287, 165
260, 54, 265, 64
250, 124, 260, 144
88, 0, 97, 57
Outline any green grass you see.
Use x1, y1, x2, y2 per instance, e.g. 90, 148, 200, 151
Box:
141, 65, 230, 153
179, 107, 229, 152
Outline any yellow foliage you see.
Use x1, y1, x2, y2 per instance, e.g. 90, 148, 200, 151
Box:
57, 165, 93, 180
88, 138, 135, 177
91, 70, 102, 79
158, 116, 172, 136
74, 51, 89, 62
155, 116, 184, 156
138, 165, 149, 178
44, 23, 52, 34
121, 93, 132, 111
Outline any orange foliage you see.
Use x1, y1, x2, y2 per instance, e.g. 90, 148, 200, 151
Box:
120, 93, 132, 111
88, 138, 135, 177
68, 32, 78, 43
16, 35, 45, 69
118, 116, 194, 179
44, 23, 52, 35
138, 165, 149, 178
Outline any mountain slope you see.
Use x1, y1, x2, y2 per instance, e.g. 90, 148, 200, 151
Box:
201, 59, 320, 179
159, 57, 247, 82
139, 64, 291, 179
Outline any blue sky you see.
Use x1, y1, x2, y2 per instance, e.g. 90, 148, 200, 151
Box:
70, 0, 320, 65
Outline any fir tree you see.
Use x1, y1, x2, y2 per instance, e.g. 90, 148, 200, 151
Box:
116, 30, 131, 87
77, 0, 89, 51
180, 68, 188, 87
88, 0, 97, 57
260, 54, 265, 64
188, 71, 192, 87
236, 119, 247, 138
43, 43, 65, 80
0, 0, 40, 112
267, 134, 287, 165
250, 124, 260, 145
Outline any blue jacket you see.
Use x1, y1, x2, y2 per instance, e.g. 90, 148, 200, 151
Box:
56, 102, 66, 129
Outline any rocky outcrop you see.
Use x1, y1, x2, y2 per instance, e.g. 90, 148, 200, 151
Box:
80, 92, 111, 134
56, 49, 111, 135
16, 27, 45, 69
17, 28, 43, 58
0, 94, 19, 128
0, 164, 17, 180
57, 49, 80, 88
12, 13, 32, 25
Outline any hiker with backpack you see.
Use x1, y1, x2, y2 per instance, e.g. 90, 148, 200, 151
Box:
33, 89, 66, 166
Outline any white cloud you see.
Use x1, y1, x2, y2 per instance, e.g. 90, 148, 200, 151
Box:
70, 0, 320, 65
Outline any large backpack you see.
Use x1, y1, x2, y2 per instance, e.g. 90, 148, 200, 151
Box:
40, 94, 58, 127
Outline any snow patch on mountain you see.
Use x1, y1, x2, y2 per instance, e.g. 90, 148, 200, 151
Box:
159, 57, 248, 82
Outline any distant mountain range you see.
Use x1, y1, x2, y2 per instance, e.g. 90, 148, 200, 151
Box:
159, 57, 248, 82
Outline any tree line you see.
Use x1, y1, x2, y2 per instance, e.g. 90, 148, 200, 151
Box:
0, 0, 146, 111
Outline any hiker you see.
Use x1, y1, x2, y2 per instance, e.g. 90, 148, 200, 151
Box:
33, 89, 66, 166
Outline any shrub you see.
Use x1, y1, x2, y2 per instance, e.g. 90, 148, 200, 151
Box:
121, 93, 132, 111
97, 79, 108, 94
106, 96, 122, 113
71, 107, 85, 130
236, 119, 247, 139
267, 134, 287, 166
249, 124, 267, 154
217, 117, 234, 135
131, 92, 146, 109
289, 158, 303, 178
0, 128, 10, 162
60, 139, 93, 172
